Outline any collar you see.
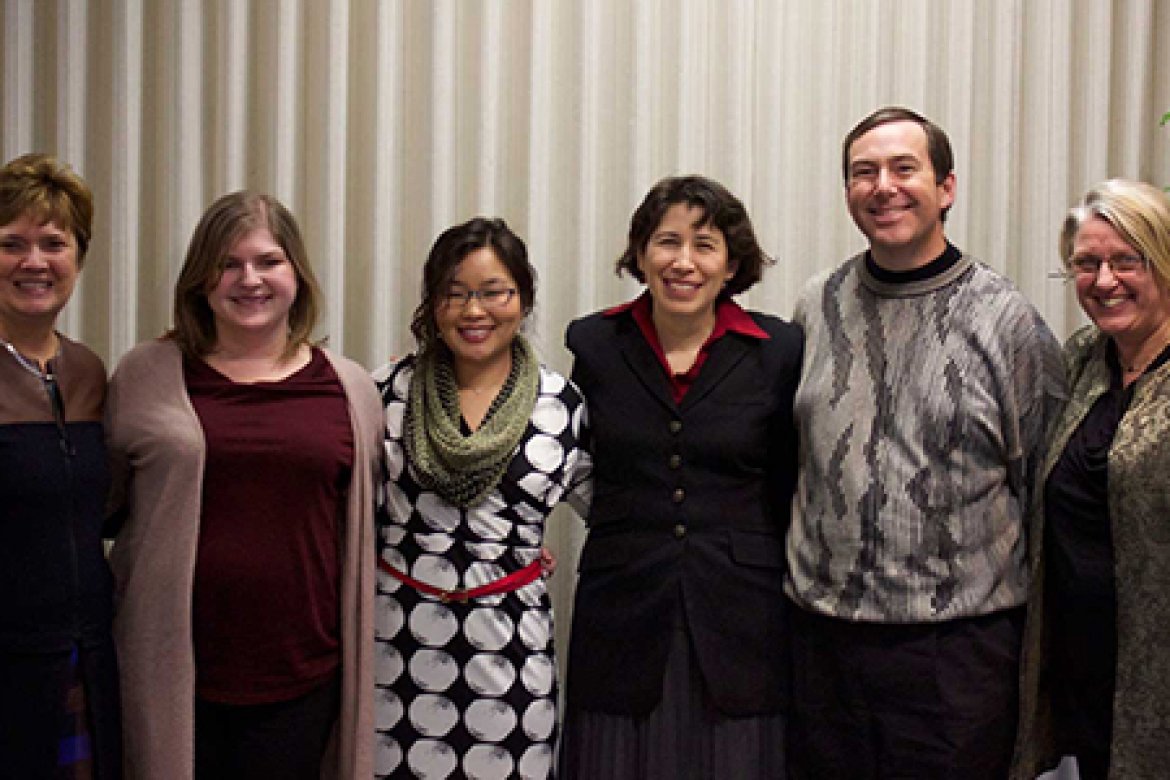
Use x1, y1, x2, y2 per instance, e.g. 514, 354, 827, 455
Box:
604, 292, 769, 341
865, 241, 962, 284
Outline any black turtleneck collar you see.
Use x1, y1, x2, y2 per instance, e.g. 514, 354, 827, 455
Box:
866, 241, 962, 285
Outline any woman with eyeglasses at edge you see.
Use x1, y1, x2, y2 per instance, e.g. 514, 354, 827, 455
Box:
0, 154, 122, 779
1013, 180, 1170, 780
371, 217, 590, 779
558, 176, 802, 779
104, 191, 382, 779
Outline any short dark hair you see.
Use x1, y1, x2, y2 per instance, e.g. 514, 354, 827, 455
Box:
412, 217, 536, 354
841, 106, 954, 185
171, 191, 321, 359
616, 175, 771, 297
0, 153, 94, 262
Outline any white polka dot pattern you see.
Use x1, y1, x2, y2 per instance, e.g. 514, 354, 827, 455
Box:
374, 360, 591, 779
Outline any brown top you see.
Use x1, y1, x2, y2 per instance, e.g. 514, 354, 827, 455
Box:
0, 334, 104, 424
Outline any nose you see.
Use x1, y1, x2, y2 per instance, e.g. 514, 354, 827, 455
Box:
239, 261, 262, 284
19, 247, 49, 269
874, 167, 895, 193
1092, 261, 1120, 286
673, 244, 696, 270
462, 292, 487, 314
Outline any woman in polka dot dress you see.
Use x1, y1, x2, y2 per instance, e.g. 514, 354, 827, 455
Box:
372, 217, 590, 779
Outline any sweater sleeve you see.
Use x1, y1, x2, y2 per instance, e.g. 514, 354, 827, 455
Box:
1001, 302, 1068, 524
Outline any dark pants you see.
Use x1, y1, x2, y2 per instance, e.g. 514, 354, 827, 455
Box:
194, 675, 340, 780
788, 605, 1024, 780
1050, 592, 1115, 780
0, 641, 122, 780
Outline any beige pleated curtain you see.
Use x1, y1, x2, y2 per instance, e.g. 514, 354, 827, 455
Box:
3, 0, 1170, 702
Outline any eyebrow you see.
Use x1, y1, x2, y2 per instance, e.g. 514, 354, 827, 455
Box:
851, 153, 920, 168
0, 226, 69, 237
447, 277, 510, 287
228, 249, 284, 258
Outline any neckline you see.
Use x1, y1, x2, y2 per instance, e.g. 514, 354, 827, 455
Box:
0, 336, 60, 380
193, 345, 319, 386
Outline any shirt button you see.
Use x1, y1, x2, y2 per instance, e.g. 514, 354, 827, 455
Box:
669, 420, 683, 434
668, 454, 682, 469
673, 524, 687, 539
672, 488, 685, 503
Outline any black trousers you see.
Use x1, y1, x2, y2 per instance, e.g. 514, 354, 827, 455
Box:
194, 674, 340, 780
788, 605, 1024, 780
0, 641, 122, 780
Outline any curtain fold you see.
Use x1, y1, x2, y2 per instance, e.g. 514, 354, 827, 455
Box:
3, 5, 1167, 750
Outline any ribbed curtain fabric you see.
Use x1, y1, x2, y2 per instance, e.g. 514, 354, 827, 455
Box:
3, 2, 1168, 749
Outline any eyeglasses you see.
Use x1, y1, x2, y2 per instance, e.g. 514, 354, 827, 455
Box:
1067, 253, 1148, 277
442, 287, 517, 309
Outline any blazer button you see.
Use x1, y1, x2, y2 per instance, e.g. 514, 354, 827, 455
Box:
668, 454, 682, 469
673, 523, 687, 539
669, 419, 683, 434
672, 487, 685, 503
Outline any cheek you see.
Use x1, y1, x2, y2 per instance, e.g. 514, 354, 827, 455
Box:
499, 307, 525, 334
1147, 285, 1170, 319
207, 272, 229, 297
503, 306, 524, 326
1073, 281, 1096, 309
433, 306, 457, 334
281, 269, 301, 297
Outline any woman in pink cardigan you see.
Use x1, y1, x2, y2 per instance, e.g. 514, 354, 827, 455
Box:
106, 191, 380, 779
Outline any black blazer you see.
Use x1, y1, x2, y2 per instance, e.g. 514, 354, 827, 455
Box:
564, 307, 802, 716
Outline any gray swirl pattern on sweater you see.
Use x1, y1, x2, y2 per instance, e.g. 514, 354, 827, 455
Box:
786, 252, 1066, 622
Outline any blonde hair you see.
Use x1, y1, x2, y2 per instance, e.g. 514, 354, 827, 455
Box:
170, 191, 321, 359
1061, 179, 1170, 286
0, 153, 94, 262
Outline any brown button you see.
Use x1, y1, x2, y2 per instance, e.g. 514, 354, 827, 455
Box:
673, 524, 687, 539
669, 420, 683, 434
672, 488, 685, 503
668, 454, 682, 469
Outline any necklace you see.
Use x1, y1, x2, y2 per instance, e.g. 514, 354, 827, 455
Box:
1, 335, 73, 454
1122, 322, 1170, 375
0, 336, 56, 380
459, 381, 503, 397
1122, 336, 1170, 375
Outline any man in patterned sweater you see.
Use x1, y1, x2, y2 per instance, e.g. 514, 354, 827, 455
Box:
785, 106, 1066, 779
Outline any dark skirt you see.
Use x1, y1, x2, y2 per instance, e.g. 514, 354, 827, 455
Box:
558, 626, 786, 780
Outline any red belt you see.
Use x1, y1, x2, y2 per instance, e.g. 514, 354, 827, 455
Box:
377, 557, 543, 604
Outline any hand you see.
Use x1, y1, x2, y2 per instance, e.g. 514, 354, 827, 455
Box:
540, 547, 557, 579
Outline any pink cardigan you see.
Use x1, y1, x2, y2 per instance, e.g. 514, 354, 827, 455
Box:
106, 339, 379, 779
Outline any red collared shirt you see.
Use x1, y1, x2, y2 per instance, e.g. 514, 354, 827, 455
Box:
604, 292, 769, 403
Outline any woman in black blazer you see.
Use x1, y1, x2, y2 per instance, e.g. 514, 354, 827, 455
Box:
559, 175, 802, 779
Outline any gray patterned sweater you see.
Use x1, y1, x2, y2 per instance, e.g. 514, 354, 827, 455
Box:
786, 251, 1065, 622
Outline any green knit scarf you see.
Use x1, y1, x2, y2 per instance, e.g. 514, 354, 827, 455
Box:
404, 337, 539, 507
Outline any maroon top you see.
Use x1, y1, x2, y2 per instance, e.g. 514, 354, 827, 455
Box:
605, 292, 769, 402
186, 347, 354, 704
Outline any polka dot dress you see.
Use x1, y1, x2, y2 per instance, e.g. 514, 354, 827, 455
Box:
373, 357, 590, 779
